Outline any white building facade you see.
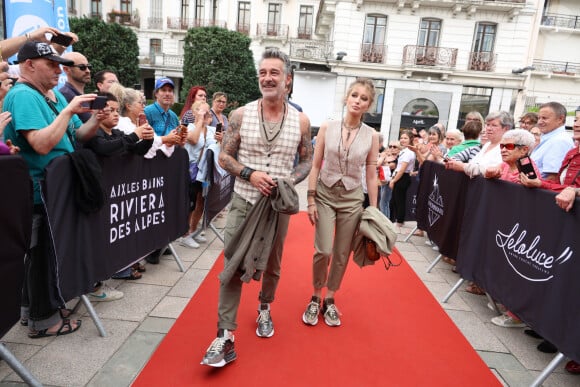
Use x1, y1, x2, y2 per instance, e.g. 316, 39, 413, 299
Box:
67, 0, 578, 140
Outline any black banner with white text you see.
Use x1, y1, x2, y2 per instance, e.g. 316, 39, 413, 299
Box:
416, 162, 580, 363
43, 149, 189, 301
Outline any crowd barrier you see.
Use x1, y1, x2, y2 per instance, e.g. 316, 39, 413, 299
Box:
416, 161, 580, 365
0, 156, 32, 338
42, 148, 190, 301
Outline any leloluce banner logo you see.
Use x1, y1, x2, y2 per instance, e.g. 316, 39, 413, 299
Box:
496, 223, 573, 281
427, 175, 444, 226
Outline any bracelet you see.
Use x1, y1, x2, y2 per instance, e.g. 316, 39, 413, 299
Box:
240, 166, 255, 181
25, 33, 31, 41
307, 189, 316, 197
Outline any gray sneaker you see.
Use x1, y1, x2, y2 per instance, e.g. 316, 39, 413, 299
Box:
88, 284, 124, 302
256, 304, 274, 337
302, 296, 321, 326
200, 329, 236, 367
322, 298, 341, 327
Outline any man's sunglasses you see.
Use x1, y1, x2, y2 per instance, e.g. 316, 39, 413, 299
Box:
70, 64, 92, 71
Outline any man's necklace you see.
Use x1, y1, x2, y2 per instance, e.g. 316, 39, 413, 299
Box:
261, 100, 286, 143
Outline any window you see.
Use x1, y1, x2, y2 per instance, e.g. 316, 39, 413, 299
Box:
150, 0, 162, 28
470, 23, 496, 71
237, 1, 251, 33
473, 23, 496, 53
363, 15, 386, 45
150, 39, 162, 56
418, 18, 441, 47
298, 5, 313, 38
68, 0, 76, 13
181, 0, 189, 20
361, 15, 386, 63
91, 0, 101, 17
120, 0, 131, 14
458, 86, 492, 126
267, 3, 282, 35
195, 0, 205, 19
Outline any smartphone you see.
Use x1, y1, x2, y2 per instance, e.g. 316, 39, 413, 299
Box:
50, 34, 73, 47
90, 96, 108, 110
8, 77, 18, 84
138, 113, 147, 126
516, 156, 537, 179
133, 84, 142, 91
216, 122, 223, 133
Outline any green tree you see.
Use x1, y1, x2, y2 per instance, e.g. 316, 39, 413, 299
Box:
182, 27, 260, 112
68, 17, 139, 91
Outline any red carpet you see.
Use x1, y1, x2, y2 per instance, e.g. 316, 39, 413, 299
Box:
134, 212, 499, 386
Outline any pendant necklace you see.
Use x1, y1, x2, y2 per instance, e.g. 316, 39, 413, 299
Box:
261, 100, 286, 143
343, 120, 361, 142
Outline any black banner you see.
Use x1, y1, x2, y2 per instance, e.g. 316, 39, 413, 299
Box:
202, 148, 234, 226
43, 149, 189, 301
0, 156, 32, 337
415, 162, 470, 259
457, 177, 580, 363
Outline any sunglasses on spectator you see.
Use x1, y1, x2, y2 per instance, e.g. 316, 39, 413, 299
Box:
70, 64, 92, 71
499, 143, 524, 150
388, 145, 399, 149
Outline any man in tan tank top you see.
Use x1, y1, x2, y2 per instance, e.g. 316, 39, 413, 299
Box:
201, 48, 312, 368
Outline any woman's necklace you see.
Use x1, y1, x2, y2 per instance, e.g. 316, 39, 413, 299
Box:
261, 100, 286, 143
342, 120, 361, 142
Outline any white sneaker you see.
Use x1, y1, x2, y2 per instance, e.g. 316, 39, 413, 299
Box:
432, 245, 439, 251
178, 236, 200, 249
487, 302, 507, 313
194, 235, 207, 243
491, 314, 526, 328
425, 240, 433, 246
88, 284, 124, 301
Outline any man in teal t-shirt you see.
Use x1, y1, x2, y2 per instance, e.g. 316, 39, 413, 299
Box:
2, 41, 105, 338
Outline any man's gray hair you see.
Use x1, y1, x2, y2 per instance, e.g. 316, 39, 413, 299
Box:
503, 129, 536, 152
540, 102, 567, 121
260, 48, 291, 76
486, 111, 514, 129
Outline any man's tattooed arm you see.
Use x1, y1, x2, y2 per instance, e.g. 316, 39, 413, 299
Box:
290, 112, 313, 185
218, 107, 244, 176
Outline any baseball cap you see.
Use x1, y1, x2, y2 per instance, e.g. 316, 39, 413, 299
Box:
155, 77, 174, 90
16, 41, 74, 65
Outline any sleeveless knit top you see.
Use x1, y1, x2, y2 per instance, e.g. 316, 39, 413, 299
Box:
320, 120, 374, 190
235, 100, 302, 204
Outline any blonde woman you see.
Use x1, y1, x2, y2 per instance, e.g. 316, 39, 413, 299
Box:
303, 78, 379, 327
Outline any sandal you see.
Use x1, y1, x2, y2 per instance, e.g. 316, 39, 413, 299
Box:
132, 262, 146, 273
125, 269, 142, 280
465, 283, 485, 295
21, 307, 73, 327
28, 319, 81, 339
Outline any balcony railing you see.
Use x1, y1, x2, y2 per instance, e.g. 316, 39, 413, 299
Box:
148, 17, 163, 30
236, 23, 250, 35
257, 23, 289, 39
151, 54, 184, 69
107, 11, 139, 27
533, 59, 578, 75
289, 40, 333, 61
402, 45, 458, 68
469, 51, 496, 72
297, 27, 312, 40
360, 43, 386, 64
542, 13, 580, 30
167, 18, 227, 30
